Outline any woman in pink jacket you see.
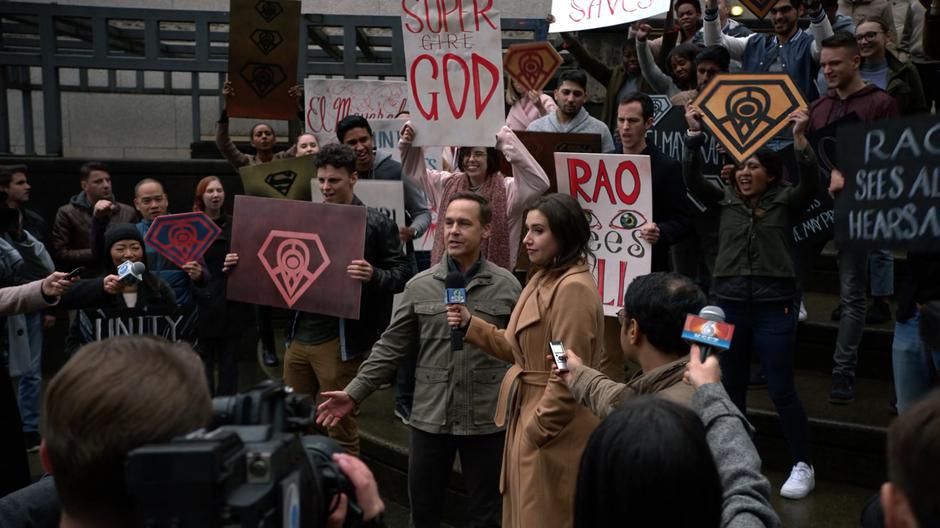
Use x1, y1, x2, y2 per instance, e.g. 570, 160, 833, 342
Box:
399, 123, 550, 271
504, 77, 557, 131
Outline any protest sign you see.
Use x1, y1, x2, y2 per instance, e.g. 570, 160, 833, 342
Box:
648, 105, 726, 212
144, 212, 221, 269
693, 73, 806, 163
739, 0, 777, 18
239, 155, 314, 201
229, 195, 366, 318
548, 0, 671, 33
555, 152, 653, 316
401, 0, 505, 146
834, 114, 940, 251
791, 113, 860, 246
227, 0, 300, 119
370, 119, 445, 170
312, 179, 406, 228
504, 42, 563, 92
76, 304, 199, 347
304, 79, 409, 147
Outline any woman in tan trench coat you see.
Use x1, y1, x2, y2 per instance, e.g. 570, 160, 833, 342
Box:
449, 193, 621, 528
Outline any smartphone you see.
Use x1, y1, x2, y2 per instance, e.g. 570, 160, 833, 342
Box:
64, 266, 86, 280
549, 340, 568, 372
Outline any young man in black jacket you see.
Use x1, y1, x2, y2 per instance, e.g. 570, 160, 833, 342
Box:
618, 92, 691, 273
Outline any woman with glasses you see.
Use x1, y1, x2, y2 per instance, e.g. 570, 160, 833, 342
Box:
399, 123, 550, 271
855, 16, 927, 115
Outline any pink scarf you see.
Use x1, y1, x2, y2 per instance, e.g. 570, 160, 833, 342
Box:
432, 172, 511, 270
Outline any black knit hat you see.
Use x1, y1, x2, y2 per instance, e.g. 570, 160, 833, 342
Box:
104, 223, 144, 252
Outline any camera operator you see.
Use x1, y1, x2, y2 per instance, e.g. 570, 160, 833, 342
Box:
0, 336, 385, 528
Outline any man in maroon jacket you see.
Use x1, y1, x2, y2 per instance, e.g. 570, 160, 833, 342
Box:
808, 31, 898, 404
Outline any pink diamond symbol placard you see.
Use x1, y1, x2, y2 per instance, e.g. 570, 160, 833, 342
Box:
256, 230, 331, 308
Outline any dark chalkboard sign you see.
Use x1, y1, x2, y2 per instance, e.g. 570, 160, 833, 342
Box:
834, 113, 940, 251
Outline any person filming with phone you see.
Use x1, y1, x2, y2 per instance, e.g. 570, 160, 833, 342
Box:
553, 272, 708, 417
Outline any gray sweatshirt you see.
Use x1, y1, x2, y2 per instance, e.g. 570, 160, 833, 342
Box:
694, 382, 782, 528
526, 107, 615, 153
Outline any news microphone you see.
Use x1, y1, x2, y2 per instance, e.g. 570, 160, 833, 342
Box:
681, 305, 735, 363
117, 260, 146, 285
444, 271, 467, 352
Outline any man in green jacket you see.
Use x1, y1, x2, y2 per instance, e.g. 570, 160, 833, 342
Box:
317, 191, 521, 528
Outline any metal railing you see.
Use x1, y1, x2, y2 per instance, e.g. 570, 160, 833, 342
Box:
0, 2, 546, 156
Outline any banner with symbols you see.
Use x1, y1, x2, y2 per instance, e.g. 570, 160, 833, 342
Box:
555, 152, 653, 316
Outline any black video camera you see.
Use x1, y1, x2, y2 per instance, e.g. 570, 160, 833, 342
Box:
125, 381, 363, 527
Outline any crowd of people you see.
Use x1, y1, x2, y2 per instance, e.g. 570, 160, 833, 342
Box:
0, 0, 939, 526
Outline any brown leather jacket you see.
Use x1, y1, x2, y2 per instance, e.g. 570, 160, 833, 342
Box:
51, 191, 138, 272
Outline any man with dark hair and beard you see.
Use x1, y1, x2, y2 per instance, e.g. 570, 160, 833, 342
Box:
526, 69, 615, 152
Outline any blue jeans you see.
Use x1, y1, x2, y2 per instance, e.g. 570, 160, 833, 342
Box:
868, 250, 894, 298
892, 312, 940, 414
17, 312, 43, 432
719, 299, 811, 464
834, 250, 868, 377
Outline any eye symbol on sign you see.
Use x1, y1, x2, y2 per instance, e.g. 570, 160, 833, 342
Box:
584, 210, 602, 230
518, 52, 546, 89
609, 210, 648, 231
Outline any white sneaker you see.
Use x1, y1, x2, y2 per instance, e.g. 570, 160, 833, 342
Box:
780, 462, 815, 499
798, 301, 808, 322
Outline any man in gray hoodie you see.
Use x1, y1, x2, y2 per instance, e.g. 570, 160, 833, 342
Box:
526, 69, 616, 153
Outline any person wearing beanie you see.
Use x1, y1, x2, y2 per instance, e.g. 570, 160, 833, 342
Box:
58, 223, 176, 356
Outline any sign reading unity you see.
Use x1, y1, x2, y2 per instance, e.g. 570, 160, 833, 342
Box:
401, 0, 505, 147
548, 0, 671, 33
555, 153, 653, 316
227, 0, 300, 119
834, 114, 940, 251
304, 79, 409, 147
76, 304, 199, 347
239, 155, 313, 201
143, 212, 221, 269
229, 196, 366, 318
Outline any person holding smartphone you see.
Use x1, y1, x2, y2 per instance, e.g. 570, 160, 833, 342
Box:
552, 272, 708, 418
447, 193, 620, 528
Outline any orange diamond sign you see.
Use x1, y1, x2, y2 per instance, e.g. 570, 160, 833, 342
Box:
504, 42, 563, 93
693, 73, 807, 163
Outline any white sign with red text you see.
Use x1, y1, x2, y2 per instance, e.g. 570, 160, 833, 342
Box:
554, 152, 653, 317
548, 0, 671, 33
401, 0, 505, 147
304, 79, 408, 147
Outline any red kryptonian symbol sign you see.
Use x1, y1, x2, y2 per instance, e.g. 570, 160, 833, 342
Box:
144, 212, 221, 269
257, 230, 331, 307
504, 42, 563, 92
